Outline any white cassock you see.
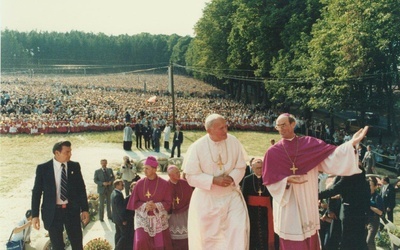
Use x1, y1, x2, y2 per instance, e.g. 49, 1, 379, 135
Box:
266, 141, 361, 241
183, 133, 250, 250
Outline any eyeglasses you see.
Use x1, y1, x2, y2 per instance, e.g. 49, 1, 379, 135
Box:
275, 123, 287, 130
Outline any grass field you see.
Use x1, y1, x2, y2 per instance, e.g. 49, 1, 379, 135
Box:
0, 130, 279, 193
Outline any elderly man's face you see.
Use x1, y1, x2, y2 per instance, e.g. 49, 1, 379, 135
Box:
168, 168, 181, 183
251, 159, 263, 176
207, 118, 228, 142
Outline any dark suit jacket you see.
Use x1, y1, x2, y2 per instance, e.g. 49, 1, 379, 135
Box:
319, 169, 370, 219
94, 168, 115, 194
111, 189, 127, 225
134, 123, 143, 135
319, 170, 370, 249
381, 183, 396, 210
172, 131, 183, 145
31, 159, 89, 230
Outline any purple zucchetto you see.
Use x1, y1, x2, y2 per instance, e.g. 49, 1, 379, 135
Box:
167, 165, 179, 172
144, 156, 158, 168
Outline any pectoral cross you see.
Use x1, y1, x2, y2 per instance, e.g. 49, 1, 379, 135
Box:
258, 188, 262, 196
145, 190, 151, 198
290, 164, 298, 174
175, 197, 180, 205
217, 155, 224, 170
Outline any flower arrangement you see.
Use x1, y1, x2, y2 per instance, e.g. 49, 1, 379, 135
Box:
84, 238, 112, 250
87, 194, 99, 200
87, 193, 99, 221
377, 222, 400, 248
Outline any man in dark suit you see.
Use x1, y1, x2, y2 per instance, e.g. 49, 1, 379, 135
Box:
111, 179, 128, 250
143, 125, 152, 150
134, 120, 143, 149
31, 141, 89, 250
94, 159, 115, 222
170, 125, 183, 158
381, 176, 396, 222
152, 123, 161, 153
319, 167, 370, 250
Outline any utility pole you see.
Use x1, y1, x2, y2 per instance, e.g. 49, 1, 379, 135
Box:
169, 62, 176, 129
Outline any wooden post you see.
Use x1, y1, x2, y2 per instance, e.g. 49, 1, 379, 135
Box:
169, 62, 176, 129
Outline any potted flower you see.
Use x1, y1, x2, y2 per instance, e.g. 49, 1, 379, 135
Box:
84, 238, 112, 250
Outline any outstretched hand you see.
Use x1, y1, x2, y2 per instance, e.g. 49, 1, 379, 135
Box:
351, 126, 369, 146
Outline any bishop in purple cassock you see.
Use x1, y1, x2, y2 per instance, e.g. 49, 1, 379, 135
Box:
126, 156, 173, 250
167, 165, 193, 250
262, 113, 368, 250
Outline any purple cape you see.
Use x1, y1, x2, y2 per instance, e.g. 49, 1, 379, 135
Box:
263, 136, 336, 185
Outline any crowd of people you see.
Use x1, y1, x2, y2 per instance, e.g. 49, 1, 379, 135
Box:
0, 74, 326, 135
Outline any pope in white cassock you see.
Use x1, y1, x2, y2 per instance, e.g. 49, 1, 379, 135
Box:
182, 113, 250, 250
262, 113, 369, 250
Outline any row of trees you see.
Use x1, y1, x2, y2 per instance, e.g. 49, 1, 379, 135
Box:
1, 0, 399, 136
186, 0, 400, 136
1, 30, 191, 69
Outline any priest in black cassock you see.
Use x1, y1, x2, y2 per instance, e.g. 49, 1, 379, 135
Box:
241, 158, 277, 250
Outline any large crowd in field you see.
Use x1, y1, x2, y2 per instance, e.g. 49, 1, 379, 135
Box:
0, 73, 398, 156
0, 73, 282, 134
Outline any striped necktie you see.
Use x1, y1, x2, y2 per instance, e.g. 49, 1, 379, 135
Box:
60, 163, 68, 201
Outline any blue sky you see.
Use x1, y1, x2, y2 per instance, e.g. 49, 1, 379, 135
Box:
1, 0, 210, 36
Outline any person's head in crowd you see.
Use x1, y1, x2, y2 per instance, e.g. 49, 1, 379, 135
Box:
100, 159, 107, 169
251, 158, 263, 177
113, 179, 124, 191
382, 176, 390, 185
25, 209, 32, 221
368, 176, 379, 194
123, 156, 130, 164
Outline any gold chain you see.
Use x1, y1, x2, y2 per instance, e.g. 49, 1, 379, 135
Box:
282, 136, 299, 174
143, 176, 159, 199
252, 174, 266, 196
207, 137, 228, 170
170, 180, 183, 209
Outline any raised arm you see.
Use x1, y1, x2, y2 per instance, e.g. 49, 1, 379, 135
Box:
351, 126, 369, 147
